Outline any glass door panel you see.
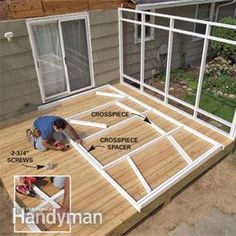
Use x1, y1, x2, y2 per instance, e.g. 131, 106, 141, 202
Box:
60, 19, 91, 92
32, 22, 67, 98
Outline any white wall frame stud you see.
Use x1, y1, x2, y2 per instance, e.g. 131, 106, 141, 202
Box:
229, 109, 236, 139
127, 156, 152, 193
66, 100, 117, 120
194, 24, 211, 118
164, 18, 174, 103
140, 13, 146, 92
118, 8, 124, 83
115, 100, 145, 116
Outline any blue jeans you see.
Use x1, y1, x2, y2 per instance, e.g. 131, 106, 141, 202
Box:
35, 132, 67, 152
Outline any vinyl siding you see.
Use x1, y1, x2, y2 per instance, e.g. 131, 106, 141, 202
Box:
90, 9, 120, 86
0, 20, 41, 127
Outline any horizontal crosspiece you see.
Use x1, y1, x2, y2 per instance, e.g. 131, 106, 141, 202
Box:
96, 91, 125, 98
69, 119, 107, 129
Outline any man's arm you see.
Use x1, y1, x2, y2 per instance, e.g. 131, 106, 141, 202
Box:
62, 177, 70, 211
57, 177, 70, 216
65, 124, 82, 143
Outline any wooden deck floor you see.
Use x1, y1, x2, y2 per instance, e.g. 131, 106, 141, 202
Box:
0, 83, 234, 235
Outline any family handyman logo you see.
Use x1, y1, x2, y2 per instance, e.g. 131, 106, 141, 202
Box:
13, 208, 103, 227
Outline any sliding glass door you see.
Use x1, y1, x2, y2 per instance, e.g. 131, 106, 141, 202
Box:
27, 14, 94, 102
59, 19, 91, 92
31, 22, 67, 99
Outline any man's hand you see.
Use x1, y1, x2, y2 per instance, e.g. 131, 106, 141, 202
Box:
76, 139, 83, 144
55, 145, 65, 151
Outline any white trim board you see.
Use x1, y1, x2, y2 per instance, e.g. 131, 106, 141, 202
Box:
67, 85, 225, 212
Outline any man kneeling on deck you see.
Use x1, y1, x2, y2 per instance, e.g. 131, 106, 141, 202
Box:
26, 116, 82, 152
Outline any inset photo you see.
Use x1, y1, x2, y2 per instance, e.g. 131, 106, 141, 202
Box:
14, 175, 71, 233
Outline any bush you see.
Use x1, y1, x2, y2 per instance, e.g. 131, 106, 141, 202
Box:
204, 56, 236, 94
211, 17, 236, 60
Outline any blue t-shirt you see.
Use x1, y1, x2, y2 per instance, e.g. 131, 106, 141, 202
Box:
34, 116, 62, 140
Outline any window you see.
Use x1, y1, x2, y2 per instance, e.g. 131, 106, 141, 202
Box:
134, 9, 155, 43
193, 3, 214, 41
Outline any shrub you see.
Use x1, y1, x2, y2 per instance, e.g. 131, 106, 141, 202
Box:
204, 56, 236, 94
211, 17, 236, 60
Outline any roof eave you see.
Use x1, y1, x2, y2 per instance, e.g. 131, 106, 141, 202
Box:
136, 0, 229, 10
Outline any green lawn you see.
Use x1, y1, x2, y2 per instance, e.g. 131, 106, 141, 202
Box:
170, 69, 236, 122
185, 91, 236, 122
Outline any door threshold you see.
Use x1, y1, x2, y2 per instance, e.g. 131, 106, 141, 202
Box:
38, 85, 108, 111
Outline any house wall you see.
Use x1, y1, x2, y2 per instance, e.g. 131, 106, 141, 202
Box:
217, 2, 236, 20
0, 9, 120, 127
0, 19, 42, 127
89, 9, 120, 86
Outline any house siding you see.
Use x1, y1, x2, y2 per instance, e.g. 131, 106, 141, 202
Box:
217, 3, 236, 20
0, 19, 41, 127
89, 9, 120, 86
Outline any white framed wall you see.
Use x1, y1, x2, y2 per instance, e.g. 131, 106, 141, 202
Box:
118, 8, 236, 140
